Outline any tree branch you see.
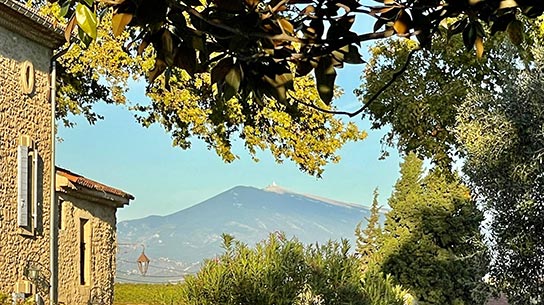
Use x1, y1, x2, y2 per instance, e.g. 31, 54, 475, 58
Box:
293, 48, 420, 118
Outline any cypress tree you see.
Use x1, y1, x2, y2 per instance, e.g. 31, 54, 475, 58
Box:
377, 153, 489, 305
355, 188, 382, 272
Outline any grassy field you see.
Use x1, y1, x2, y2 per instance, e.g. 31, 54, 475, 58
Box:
114, 283, 184, 305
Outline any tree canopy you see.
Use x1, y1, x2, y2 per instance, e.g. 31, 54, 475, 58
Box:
49, 0, 544, 108
375, 154, 489, 305
356, 29, 526, 167
41, 3, 367, 177
360, 15, 544, 302
456, 47, 544, 304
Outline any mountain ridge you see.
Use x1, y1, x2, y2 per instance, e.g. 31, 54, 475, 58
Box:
116, 184, 376, 282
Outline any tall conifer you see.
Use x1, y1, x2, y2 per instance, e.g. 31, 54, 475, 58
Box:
355, 188, 382, 272
377, 154, 488, 305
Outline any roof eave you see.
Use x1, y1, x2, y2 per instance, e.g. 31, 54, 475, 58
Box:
0, 0, 65, 49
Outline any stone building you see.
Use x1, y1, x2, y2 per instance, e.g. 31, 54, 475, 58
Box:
0, 1, 133, 304
56, 168, 133, 305
0, 0, 64, 302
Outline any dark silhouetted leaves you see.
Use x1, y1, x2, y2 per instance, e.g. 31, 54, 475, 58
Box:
507, 19, 524, 45
315, 56, 336, 104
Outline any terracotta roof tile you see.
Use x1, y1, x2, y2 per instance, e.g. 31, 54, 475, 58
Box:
56, 167, 135, 200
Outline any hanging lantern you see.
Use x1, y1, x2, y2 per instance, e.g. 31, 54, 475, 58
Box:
137, 249, 150, 276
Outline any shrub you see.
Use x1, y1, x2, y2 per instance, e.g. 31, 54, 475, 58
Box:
180, 233, 367, 305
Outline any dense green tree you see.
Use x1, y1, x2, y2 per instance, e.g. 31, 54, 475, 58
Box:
355, 26, 531, 168
180, 233, 409, 305
376, 154, 488, 305
358, 16, 544, 304
355, 188, 382, 272
456, 47, 544, 304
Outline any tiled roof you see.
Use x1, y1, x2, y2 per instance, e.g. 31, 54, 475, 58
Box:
56, 167, 135, 201
0, 0, 65, 48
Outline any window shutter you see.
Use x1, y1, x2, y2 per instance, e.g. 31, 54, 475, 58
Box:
17, 145, 29, 227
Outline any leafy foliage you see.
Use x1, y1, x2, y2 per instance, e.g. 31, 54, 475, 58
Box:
41, 3, 367, 176
355, 188, 382, 272
357, 14, 544, 305
181, 233, 367, 305
360, 271, 413, 305
376, 154, 489, 305
0, 292, 9, 305
456, 48, 544, 305
138, 72, 367, 176
48, 0, 544, 107
356, 27, 527, 167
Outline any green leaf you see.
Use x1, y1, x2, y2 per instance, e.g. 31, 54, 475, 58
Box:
211, 57, 234, 85
225, 65, 242, 92
462, 23, 476, 51
217, 63, 242, 101
315, 56, 336, 104
344, 45, 365, 64
59, 1, 70, 18
75, 3, 97, 39
448, 18, 468, 40
263, 72, 293, 102
77, 26, 93, 47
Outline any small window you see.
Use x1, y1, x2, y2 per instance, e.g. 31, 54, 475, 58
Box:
58, 200, 63, 230
79, 218, 91, 285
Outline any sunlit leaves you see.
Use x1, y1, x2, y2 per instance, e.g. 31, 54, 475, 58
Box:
357, 30, 523, 167
111, 12, 132, 37
456, 57, 544, 303
75, 2, 97, 39
393, 10, 411, 35
180, 235, 366, 305
375, 154, 488, 305
475, 36, 484, 58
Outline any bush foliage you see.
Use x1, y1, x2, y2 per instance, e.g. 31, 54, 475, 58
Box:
179, 233, 410, 305
180, 233, 365, 305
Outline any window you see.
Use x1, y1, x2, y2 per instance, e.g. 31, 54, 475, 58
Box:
79, 218, 91, 285
58, 199, 63, 230
17, 135, 40, 235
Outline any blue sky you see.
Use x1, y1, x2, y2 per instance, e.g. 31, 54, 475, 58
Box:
56, 32, 403, 222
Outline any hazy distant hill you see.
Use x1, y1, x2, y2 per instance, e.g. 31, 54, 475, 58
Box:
116, 184, 375, 282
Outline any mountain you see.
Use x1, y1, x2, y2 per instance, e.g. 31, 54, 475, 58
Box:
116, 184, 375, 282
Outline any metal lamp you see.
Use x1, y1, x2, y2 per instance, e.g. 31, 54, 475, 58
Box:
136, 247, 150, 276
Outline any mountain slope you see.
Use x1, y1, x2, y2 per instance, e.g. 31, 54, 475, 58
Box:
117, 185, 373, 279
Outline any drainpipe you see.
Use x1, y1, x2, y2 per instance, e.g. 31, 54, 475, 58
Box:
49, 57, 58, 305
49, 48, 67, 305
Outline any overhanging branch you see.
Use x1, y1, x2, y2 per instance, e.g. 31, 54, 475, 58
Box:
293, 47, 420, 118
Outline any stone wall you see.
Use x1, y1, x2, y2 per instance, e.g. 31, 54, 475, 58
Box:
57, 193, 118, 305
0, 23, 53, 299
